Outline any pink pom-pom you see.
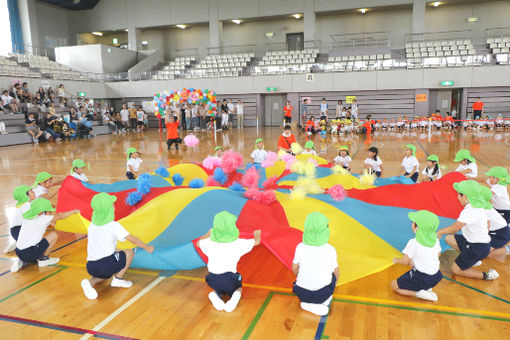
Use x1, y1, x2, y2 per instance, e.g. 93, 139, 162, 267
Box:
202, 156, 222, 170
280, 153, 293, 163
184, 134, 199, 147
243, 188, 276, 205
261, 151, 278, 168
221, 150, 244, 173
285, 157, 297, 170
308, 158, 318, 167
327, 184, 347, 202
206, 176, 222, 187
244, 187, 259, 200
262, 176, 279, 190
241, 167, 260, 189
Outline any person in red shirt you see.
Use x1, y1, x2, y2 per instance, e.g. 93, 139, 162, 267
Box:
165, 113, 181, 151
305, 117, 316, 135
362, 118, 373, 135
277, 125, 296, 153
283, 101, 293, 125
472, 97, 484, 119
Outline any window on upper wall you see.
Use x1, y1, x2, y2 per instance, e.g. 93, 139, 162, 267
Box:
0, 0, 12, 56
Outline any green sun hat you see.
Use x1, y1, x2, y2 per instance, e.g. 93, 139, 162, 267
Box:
339, 145, 349, 152
71, 159, 86, 174
34, 171, 52, 187
305, 141, 315, 150
427, 154, 439, 162
408, 210, 439, 248
255, 138, 264, 149
303, 212, 330, 246
485, 166, 510, 186
22, 198, 55, 220
214, 146, 223, 152
126, 147, 138, 161
91, 192, 117, 226
454, 149, 475, 163
13, 185, 31, 207
453, 180, 492, 209
210, 211, 239, 243
404, 144, 416, 157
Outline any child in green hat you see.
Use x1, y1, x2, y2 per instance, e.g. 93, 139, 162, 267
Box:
486, 166, 510, 254
81, 193, 154, 300
4, 185, 36, 253
420, 155, 441, 182
33, 171, 63, 200
437, 180, 498, 280
251, 138, 268, 165
213, 146, 224, 161
197, 211, 261, 312
12, 198, 79, 272
400, 144, 419, 182
392, 210, 442, 301
70, 159, 89, 182
302, 141, 317, 156
292, 212, 339, 316
454, 149, 477, 178
126, 147, 148, 180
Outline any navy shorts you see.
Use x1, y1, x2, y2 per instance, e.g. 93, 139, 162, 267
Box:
15, 238, 49, 263
489, 226, 510, 249
496, 209, 510, 225
126, 171, 135, 180
86, 252, 126, 279
375, 171, 382, 178
10, 225, 21, 241
293, 274, 337, 304
396, 268, 443, 291
404, 172, 419, 183
205, 272, 242, 297
454, 234, 490, 270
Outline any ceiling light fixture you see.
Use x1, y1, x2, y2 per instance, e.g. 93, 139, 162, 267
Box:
232, 19, 241, 24
293, 14, 302, 19
433, 2, 440, 7
91, 32, 103, 36
360, 8, 367, 14
176, 24, 187, 29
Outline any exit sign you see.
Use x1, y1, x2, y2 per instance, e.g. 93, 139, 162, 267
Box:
113, 38, 118, 44
78, 92, 86, 97
267, 87, 278, 92
440, 81, 454, 86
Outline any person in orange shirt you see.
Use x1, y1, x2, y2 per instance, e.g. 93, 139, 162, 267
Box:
277, 125, 296, 153
283, 101, 293, 125
472, 97, 484, 119
305, 117, 316, 135
362, 119, 372, 135
165, 113, 182, 151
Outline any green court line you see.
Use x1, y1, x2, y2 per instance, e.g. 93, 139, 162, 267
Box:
443, 276, 510, 305
472, 155, 491, 169
241, 292, 274, 340
0, 266, 67, 304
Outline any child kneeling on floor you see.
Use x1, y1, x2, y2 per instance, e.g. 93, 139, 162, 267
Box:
81, 193, 154, 300
391, 210, 442, 301
197, 211, 261, 312
292, 212, 339, 316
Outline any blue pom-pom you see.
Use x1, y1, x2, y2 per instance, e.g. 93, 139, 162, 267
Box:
212, 167, 228, 185
126, 191, 143, 206
172, 173, 184, 186
137, 173, 152, 195
189, 178, 205, 188
228, 182, 245, 192
155, 167, 169, 178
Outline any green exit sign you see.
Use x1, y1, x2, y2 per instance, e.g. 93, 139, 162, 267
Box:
440, 81, 454, 86
266, 87, 278, 92
78, 92, 86, 97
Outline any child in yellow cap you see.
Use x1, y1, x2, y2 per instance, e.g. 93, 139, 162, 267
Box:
33, 171, 63, 200
292, 212, 339, 316
70, 159, 89, 182
334, 146, 351, 171
392, 210, 442, 301
81, 193, 154, 300
4, 185, 36, 253
197, 211, 261, 312
400, 144, 420, 182
454, 149, 477, 178
251, 138, 268, 165
126, 147, 148, 180
12, 198, 79, 272
302, 141, 317, 156
437, 180, 498, 280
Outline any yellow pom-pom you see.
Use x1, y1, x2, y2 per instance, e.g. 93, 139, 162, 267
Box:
304, 162, 317, 178
295, 177, 324, 195
277, 149, 287, 160
360, 169, 376, 187
331, 165, 349, 176
291, 143, 303, 155
290, 160, 305, 175
290, 187, 307, 200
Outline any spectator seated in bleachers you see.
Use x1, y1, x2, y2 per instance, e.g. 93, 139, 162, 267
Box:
1, 90, 19, 114
25, 112, 43, 143
43, 112, 62, 142
102, 110, 116, 134
61, 122, 77, 140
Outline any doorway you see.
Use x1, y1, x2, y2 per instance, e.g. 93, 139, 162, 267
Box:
286, 33, 304, 51
264, 94, 286, 126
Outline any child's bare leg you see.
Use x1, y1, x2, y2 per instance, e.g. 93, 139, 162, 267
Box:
116, 249, 134, 279
90, 277, 105, 286
391, 280, 417, 297
488, 247, 506, 262
445, 235, 460, 251
451, 262, 483, 279
43, 232, 58, 256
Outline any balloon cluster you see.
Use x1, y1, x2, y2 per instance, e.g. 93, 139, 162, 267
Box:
153, 89, 217, 118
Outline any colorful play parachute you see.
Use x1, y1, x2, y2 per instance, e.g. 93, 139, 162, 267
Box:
56, 157, 466, 285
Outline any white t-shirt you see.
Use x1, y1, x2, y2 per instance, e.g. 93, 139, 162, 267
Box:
120, 109, 129, 121
127, 158, 142, 172
33, 185, 48, 198
235, 104, 243, 115
302, 149, 317, 156
293, 242, 338, 291
490, 183, 510, 210
251, 149, 268, 163
486, 208, 507, 231
457, 204, 490, 243
137, 111, 144, 121
364, 157, 383, 172
17, 214, 53, 250
1, 94, 13, 104
422, 166, 442, 180
10, 202, 30, 228
455, 162, 478, 178
87, 221, 130, 261
199, 238, 255, 274
227, 103, 235, 114
334, 155, 352, 167
402, 238, 441, 275
402, 156, 419, 174
71, 172, 89, 182
320, 103, 328, 113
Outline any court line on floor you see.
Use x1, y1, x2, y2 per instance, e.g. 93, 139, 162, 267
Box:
0, 270, 11, 277
51, 235, 87, 253
241, 291, 274, 340
79, 276, 165, 340
314, 309, 330, 340
0, 315, 136, 340
416, 140, 429, 156
57, 260, 160, 277
472, 155, 491, 169
444, 276, 510, 305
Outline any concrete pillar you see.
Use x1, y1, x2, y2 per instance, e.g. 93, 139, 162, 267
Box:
412, 0, 426, 34
18, 0, 40, 54
304, 0, 316, 44
208, 0, 222, 49
127, 27, 141, 51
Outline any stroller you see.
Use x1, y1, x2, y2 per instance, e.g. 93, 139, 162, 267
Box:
78, 119, 93, 138
66, 122, 78, 140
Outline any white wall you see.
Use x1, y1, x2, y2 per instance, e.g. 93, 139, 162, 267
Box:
0, 76, 106, 98
55, 45, 138, 73
35, 2, 73, 48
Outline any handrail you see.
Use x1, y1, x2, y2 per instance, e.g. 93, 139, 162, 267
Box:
266, 40, 319, 52
206, 44, 256, 55
405, 29, 472, 43
175, 47, 199, 58
330, 31, 390, 50
485, 27, 510, 40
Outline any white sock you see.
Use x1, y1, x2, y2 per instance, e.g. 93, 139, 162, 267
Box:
208, 291, 225, 311
300, 302, 329, 316
224, 290, 241, 313
322, 295, 333, 306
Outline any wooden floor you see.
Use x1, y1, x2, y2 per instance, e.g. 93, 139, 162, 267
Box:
0, 127, 509, 339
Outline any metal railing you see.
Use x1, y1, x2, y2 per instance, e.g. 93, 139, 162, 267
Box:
330, 32, 390, 50
266, 40, 320, 52
405, 30, 474, 44
485, 27, 510, 41
206, 44, 256, 55
174, 47, 199, 58
11, 43, 56, 61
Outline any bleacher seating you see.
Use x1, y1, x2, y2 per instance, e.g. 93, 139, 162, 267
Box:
322, 53, 393, 72
152, 56, 195, 80
487, 37, 510, 65
12, 54, 88, 81
252, 49, 318, 75
186, 53, 254, 78
0, 56, 40, 78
